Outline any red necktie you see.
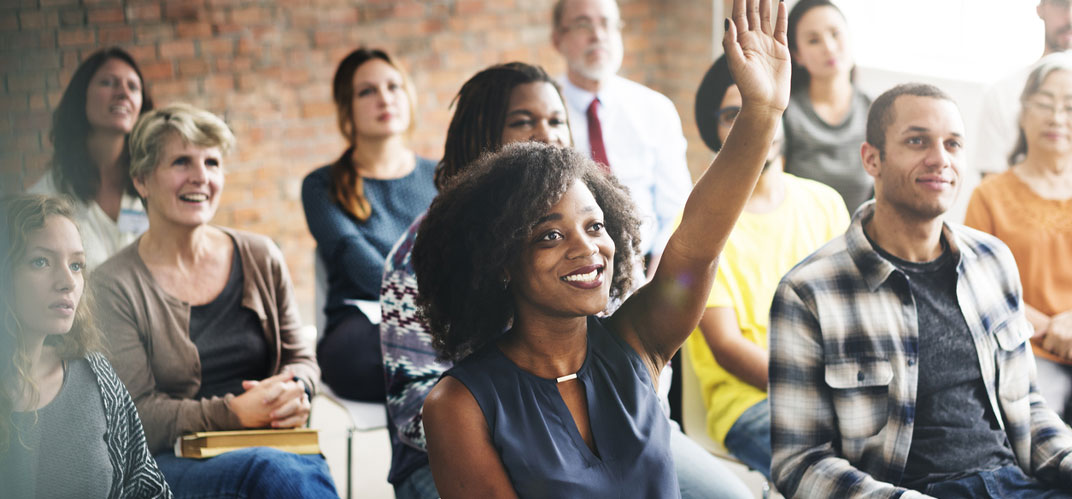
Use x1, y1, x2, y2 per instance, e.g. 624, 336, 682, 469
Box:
586, 98, 611, 172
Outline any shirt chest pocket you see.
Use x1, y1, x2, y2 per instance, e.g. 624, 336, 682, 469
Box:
825, 358, 893, 440
993, 316, 1032, 404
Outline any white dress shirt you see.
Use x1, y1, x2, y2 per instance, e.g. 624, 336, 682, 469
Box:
559, 74, 693, 256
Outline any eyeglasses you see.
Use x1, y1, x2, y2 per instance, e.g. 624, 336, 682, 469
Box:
716, 106, 740, 127
1026, 98, 1072, 117
561, 17, 624, 35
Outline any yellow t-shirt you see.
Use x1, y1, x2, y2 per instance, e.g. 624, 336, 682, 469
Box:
686, 173, 849, 444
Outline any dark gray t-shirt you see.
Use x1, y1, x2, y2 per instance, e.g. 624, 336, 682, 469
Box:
189, 238, 268, 399
868, 237, 1016, 489
1, 357, 113, 499
783, 88, 873, 213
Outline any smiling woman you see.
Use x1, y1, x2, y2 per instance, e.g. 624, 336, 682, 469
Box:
413, 0, 792, 496
91, 104, 338, 497
28, 47, 155, 270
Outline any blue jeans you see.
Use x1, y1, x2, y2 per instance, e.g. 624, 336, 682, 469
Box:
671, 425, 753, 499
155, 447, 338, 498
394, 462, 439, 499
723, 399, 771, 479
923, 464, 1072, 498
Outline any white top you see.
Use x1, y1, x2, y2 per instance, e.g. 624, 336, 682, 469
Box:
559, 75, 693, 256
972, 63, 1034, 175
29, 173, 149, 271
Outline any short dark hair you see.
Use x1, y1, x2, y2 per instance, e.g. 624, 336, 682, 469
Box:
787, 0, 850, 91
695, 55, 734, 152
413, 143, 641, 361
50, 47, 154, 202
866, 83, 955, 156
436, 62, 565, 190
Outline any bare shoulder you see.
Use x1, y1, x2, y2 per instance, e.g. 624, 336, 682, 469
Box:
424, 376, 481, 424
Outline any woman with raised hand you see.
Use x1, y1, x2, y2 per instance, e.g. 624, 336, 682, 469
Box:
302, 47, 436, 403
29, 47, 154, 270
384, 62, 752, 499
92, 104, 337, 498
782, 0, 872, 213
415, 0, 790, 496
965, 53, 1072, 421
0, 194, 170, 499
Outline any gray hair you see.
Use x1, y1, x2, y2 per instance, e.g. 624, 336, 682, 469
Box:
128, 103, 236, 180
1009, 52, 1072, 166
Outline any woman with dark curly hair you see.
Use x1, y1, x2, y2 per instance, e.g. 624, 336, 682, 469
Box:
415, 0, 791, 496
0, 194, 170, 498
28, 47, 154, 270
379, 61, 570, 499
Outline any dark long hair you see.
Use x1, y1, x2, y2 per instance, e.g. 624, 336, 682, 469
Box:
414, 143, 641, 362
329, 47, 416, 222
49, 47, 154, 202
0, 194, 102, 452
787, 0, 852, 92
435, 62, 566, 190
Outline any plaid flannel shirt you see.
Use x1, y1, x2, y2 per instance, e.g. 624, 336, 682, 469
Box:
769, 202, 1072, 498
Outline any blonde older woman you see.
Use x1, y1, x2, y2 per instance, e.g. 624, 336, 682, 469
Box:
92, 103, 337, 497
966, 54, 1072, 421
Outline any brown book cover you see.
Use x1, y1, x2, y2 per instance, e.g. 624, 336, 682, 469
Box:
174, 428, 321, 458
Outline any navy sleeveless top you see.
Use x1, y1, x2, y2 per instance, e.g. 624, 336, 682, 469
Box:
446, 316, 680, 498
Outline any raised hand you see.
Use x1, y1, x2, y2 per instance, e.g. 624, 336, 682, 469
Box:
723, 0, 790, 112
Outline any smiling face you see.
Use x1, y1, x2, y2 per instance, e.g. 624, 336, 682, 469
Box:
791, 5, 852, 81
500, 82, 571, 147
1021, 69, 1072, 156
84, 58, 144, 135
134, 132, 224, 228
510, 179, 615, 319
552, 0, 624, 84
350, 58, 411, 142
12, 215, 85, 340
863, 95, 965, 221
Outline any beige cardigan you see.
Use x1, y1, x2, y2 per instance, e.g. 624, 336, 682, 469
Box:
93, 227, 319, 453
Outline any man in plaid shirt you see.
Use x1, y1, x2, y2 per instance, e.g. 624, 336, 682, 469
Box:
769, 83, 1072, 498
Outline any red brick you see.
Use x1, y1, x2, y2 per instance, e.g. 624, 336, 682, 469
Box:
159, 39, 195, 59
203, 74, 233, 92
19, 10, 59, 29
230, 6, 266, 24
176, 21, 212, 38
88, 6, 125, 24
28, 93, 46, 110
57, 28, 94, 47
127, 4, 161, 21
98, 26, 134, 43
139, 60, 173, 80
0, 12, 18, 30
41, 0, 78, 6
124, 44, 157, 62
59, 8, 85, 25
177, 58, 208, 76
21, 52, 61, 70
200, 37, 233, 56
134, 24, 174, 42
163, 0, 201, 20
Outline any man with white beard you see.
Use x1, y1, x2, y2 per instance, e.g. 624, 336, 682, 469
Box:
552, 0, 693, 274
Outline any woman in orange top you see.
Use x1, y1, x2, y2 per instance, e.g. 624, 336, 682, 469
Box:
966, 53, 1072, 419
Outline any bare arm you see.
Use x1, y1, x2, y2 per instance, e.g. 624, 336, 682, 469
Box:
611, 0, 792, 374
424, 377, 519, 499
698, 307, 768, 390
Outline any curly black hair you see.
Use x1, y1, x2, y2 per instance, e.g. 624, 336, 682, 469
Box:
413, 142, 642, 362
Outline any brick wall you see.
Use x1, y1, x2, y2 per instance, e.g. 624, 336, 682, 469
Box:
1, 0, 715, 323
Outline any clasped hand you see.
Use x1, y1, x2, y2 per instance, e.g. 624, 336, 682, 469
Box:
231, 369, 311, 429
